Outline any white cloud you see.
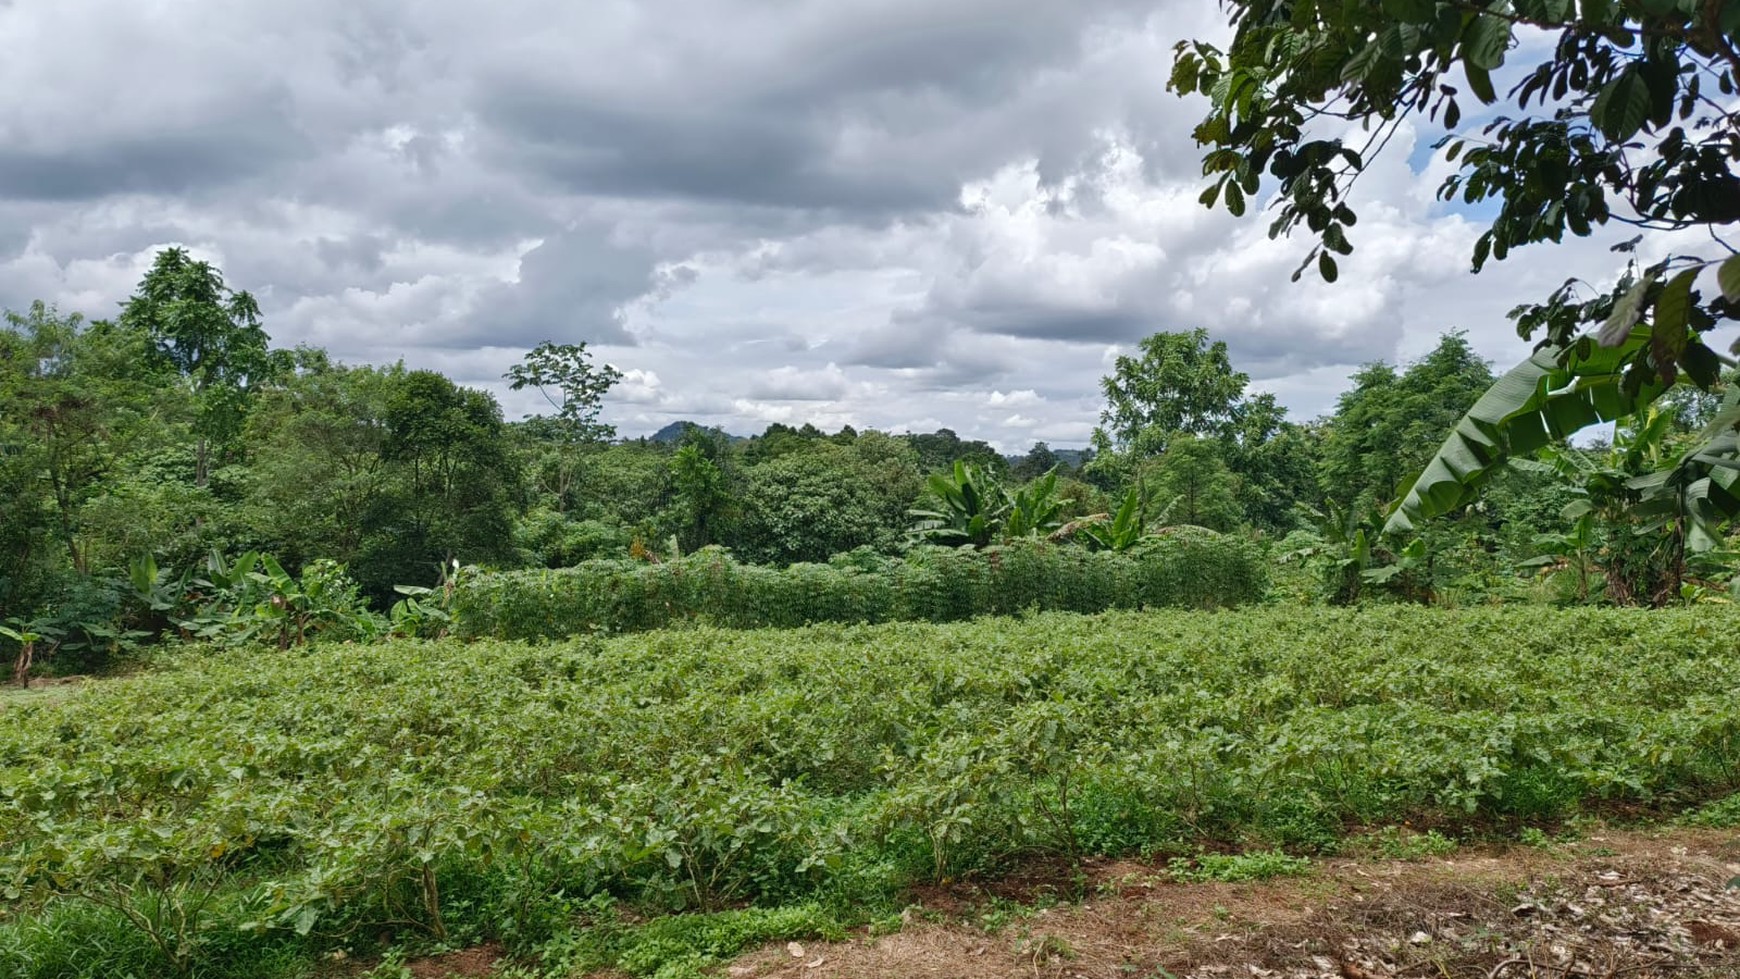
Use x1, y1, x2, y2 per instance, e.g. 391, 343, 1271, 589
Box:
0, 0, 1710, 453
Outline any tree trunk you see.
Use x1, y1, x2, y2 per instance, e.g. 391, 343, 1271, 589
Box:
13, 640, 33, 689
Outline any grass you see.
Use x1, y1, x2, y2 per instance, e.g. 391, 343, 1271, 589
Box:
1165, 851, 1313, 884
0, 682, 79, 710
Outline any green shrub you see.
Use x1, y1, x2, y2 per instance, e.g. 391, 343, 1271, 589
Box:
453, 538, 1268, 639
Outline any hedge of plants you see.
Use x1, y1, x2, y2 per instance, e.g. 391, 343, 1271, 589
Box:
452, 535, 1267, 639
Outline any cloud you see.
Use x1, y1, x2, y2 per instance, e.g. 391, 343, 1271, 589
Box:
0, 0, 1704, 453
746, 364, 854, 402
988, 389, 1043, 407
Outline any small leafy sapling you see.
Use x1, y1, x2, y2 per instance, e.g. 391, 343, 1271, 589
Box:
505, 340, 623, 445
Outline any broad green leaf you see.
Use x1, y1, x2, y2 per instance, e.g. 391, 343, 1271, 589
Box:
1386, 329, 1666, 534
1319, 251, 1339, 283
1719, 255, 1740, 304
1461, 15, 1510, 70
1652, 267, 1698, 337
1463, 62, 1497, 104
1590, 66, 1651, 142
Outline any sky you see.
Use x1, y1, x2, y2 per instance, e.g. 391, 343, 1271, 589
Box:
0, 0, 1700, 450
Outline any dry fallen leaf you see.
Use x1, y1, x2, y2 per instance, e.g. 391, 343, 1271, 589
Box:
786, 941, 806, 958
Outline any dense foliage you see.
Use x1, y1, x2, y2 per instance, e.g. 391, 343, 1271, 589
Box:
6, 240, 1737, 686
4, 607, 1740, 977
1174, 0, 1740, 574
452, 536, 1266, 639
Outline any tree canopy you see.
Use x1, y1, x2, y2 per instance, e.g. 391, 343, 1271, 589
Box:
1173, 0, 1740, 539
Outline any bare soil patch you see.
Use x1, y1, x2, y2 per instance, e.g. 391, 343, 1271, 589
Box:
403, 941, 505, 978
722, 829, 1740, 979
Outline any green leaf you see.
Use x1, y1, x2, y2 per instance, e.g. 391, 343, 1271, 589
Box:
1324, 224, 1353, 256
1461, 15, 1510, 71
1681, 340, 1722, 389
1590, 66, 1651, 142
1718, 255, 1740, 304
1386, 331, 1667, 534
1319, 252, 1339, 283
1225, 180, 1247, 216
1463, 62, 1497, 104
1652, 267, 1698, 337
1598, 275, 1652, 347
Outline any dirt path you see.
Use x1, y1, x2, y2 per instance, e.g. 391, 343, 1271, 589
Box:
388, 827, 1740, 979
723, 828, 1740, 979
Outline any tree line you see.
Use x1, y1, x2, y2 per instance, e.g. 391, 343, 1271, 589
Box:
4, 246, 1725, 670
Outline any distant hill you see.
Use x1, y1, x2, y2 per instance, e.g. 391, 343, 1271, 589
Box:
1001, 447, 1093, 470
647, 421, 744, 444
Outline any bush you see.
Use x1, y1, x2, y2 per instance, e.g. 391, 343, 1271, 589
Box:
452, 538, 1269, 639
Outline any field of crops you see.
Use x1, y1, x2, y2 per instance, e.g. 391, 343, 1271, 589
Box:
3, 606, 1740, 978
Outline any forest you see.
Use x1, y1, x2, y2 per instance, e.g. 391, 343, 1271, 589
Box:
6, 245, 1728, 676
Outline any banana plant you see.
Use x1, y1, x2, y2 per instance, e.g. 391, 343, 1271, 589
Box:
1283, 501, 1431, 604
909, 461, 1010, 548
1, 619, 56, 689
1508, 404, 1739, 604
389, 586, 449, 639
196, 550, 263, 594
1280, 501, 1374, 604
1002, 468, 1067, 538
1066, 487, 1152, 552
1387, 304, 1740, 538
127, 554, 186, 614
1517, 506, 1601, 603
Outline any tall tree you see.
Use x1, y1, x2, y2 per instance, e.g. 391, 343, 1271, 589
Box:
1148, 435, 1243, 531
355, 370, 517, 596
1089, 329, 1319, 530
244, 362, 402, 571
660, 427, 735, 553
903, 428, 1007, 476
1091, 329, 1249, 458
505, 340, 623, 445
729, 438, 920, 564
0, 305, 175, 578
118, 248, 272, 486
1318, 333, 1495, 512
1011, 441, 1063, 482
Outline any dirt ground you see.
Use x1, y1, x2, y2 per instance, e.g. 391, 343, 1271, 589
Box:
725, 828, 1740, 979
375, 827, 1740, 979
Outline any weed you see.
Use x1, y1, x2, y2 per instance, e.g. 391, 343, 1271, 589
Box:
1166, 850, 1312, 883
1682, 792, 1740, 828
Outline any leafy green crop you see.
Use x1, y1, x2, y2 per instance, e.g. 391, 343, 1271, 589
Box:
452, 537, 1267, 640
2, 606, 1739, 977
